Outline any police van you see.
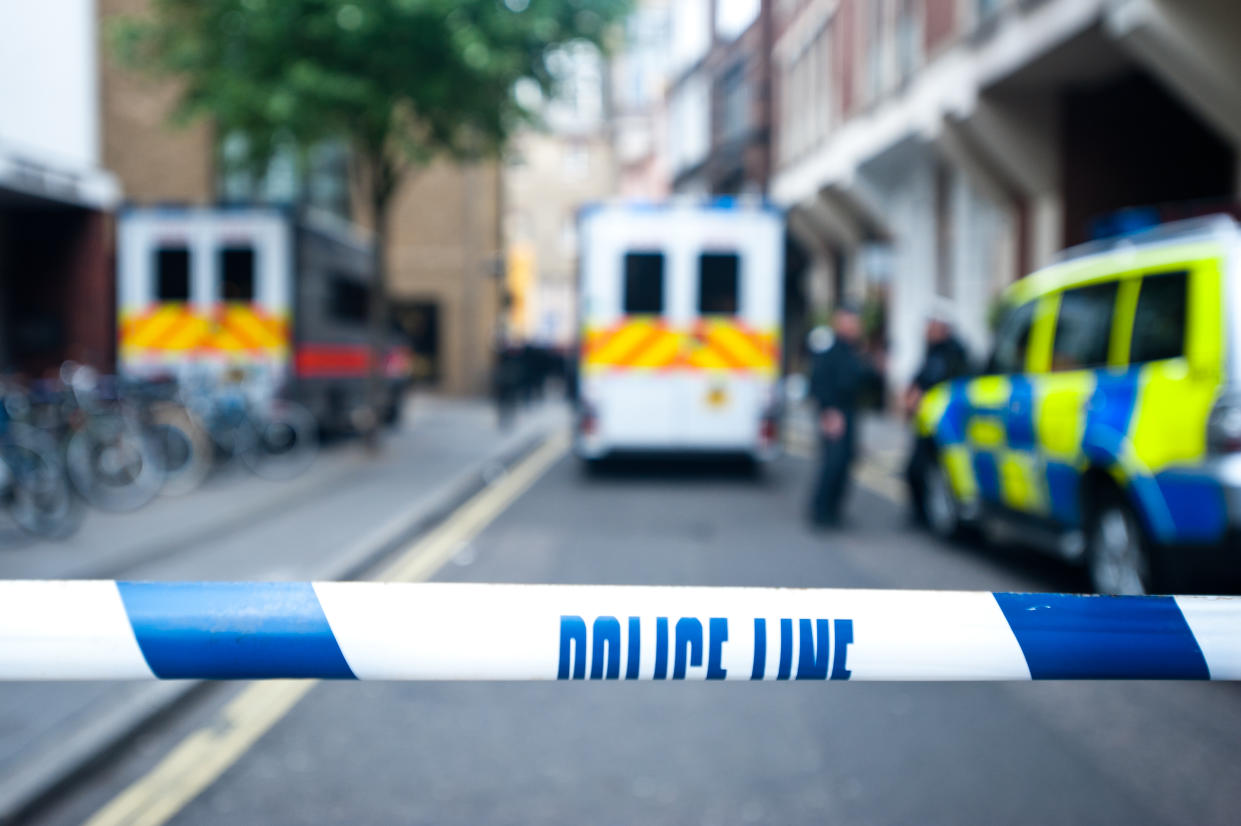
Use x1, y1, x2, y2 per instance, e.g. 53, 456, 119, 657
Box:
914, 215, 1241, 595
117, 206, 410, 432
575, 200, 784, 463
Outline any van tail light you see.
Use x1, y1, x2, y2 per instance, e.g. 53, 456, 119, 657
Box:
759, 406, 780, 446
578, 401, 598, 436
1207, 394, 1241, 454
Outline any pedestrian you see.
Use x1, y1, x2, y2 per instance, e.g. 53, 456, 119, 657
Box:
492, 338, 521, 430
808, 303, 882, 528
903, 302, 971, 523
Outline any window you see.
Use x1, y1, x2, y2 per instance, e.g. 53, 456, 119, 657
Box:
623, 252, 665, 315
1052, 282, 1117, 371
699, 253, 740, 315
977, 0, 1004, 21
155, 246, 190, 301
220, 246, 256, 302
720, 62, 749, 144
329, 276, 370, 325
1131, 271, 1188, 363
988, 300, 1036, 374
896, 0, 920, 84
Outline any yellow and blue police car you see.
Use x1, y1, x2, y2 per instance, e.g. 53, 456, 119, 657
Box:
913, 216, 1241, 595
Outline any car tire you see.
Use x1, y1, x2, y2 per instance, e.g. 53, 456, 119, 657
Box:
921, 458, 961, 540
1085, 490, 1155, 595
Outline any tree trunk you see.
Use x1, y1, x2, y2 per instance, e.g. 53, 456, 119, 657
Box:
363, 182, 392, 454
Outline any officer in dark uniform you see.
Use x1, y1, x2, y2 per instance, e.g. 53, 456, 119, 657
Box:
904, 307, 971, 523
808, 303, 882, 528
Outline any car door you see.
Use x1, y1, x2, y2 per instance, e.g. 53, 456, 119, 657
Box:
965, 299, 1037, 509
1034, 280, 1120, 527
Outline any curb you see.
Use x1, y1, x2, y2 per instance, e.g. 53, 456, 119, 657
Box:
0, 422, 561, 826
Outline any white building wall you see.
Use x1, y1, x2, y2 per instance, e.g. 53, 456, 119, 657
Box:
952, 170, 1009, 363
864, 149, 936, 394
0, 0, 99, 169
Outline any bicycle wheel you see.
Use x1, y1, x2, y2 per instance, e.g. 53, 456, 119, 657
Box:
147, 402, 213, 496
3, 424, 82, 539
66, 415, 164, 511
239, 400, 319, 480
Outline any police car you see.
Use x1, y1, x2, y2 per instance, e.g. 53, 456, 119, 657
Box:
913, 216, 1241, 595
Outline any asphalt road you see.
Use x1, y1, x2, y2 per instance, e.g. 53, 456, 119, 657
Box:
29, 447, 1241, 825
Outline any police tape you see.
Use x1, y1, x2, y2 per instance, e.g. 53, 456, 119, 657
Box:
1, 581, 1239, 681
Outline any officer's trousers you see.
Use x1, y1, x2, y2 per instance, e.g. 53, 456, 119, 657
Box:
810, 432, 854, 526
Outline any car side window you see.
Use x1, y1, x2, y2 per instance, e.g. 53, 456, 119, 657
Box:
1051, 282, 1117, 371
988, 300, 1036, 374
1130, 270, 1188, 363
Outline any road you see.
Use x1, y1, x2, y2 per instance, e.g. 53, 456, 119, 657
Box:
23, 435, 1241, 825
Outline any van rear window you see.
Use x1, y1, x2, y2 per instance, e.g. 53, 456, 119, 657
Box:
623, 252, 664, 315
1131, 271, 1187, 363
155, 246, 190, 301
699, 253, 739, 315
220, 246, 256, 302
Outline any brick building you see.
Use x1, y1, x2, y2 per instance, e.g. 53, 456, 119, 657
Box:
668, 0, 774, 196
771, 0, 1241, 394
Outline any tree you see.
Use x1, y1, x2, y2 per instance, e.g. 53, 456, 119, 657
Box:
112, 0, 628, 443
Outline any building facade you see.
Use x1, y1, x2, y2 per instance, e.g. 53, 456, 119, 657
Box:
503, 42, 616, 348
95, 0, 501, 395
668, 0, 774, 196
772, 0, 1241, 395
610, 0, 674, 199
0, 0, 121, 378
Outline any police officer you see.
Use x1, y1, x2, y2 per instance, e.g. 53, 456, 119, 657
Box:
904, 303, 971, 523
808, 303, 882, 528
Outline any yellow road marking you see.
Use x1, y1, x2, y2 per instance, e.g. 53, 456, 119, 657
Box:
84, 431, 571, 826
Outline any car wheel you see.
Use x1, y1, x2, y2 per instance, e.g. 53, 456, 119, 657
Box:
921, 459, 960, 539
1086, 493, 1152, 595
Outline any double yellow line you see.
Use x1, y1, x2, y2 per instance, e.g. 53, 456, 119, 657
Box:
85, 432, 570, 826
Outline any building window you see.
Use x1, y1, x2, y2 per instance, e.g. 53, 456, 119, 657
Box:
220, 246, 256, 302
720, 62, 750, 144
866, 0, 885, 102
698, 253, 740, 315
895, 0, 920, 84
977, 0, 1004, 22
1130, 271, 1188, 363
155, 247, 191, 302
623, 252, 665, 315
716, 0, 761, 41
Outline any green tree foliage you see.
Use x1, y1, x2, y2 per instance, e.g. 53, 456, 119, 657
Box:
111, 0, 628, 432
112, 0, 626, 204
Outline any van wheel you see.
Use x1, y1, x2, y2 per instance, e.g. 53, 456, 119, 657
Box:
921, 460, 961, 540
1086, 492, 1153, 595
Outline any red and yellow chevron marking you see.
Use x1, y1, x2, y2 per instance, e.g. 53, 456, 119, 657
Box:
582, 318, 778, 375
120, 303, 289, 359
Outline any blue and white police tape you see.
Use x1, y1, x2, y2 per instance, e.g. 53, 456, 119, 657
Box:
1, 581, 1239, 681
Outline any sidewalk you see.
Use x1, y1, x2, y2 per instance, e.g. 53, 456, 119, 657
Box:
0, 394, 568, 823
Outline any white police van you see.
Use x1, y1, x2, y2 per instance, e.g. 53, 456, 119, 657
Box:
575, 199, 784, 463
